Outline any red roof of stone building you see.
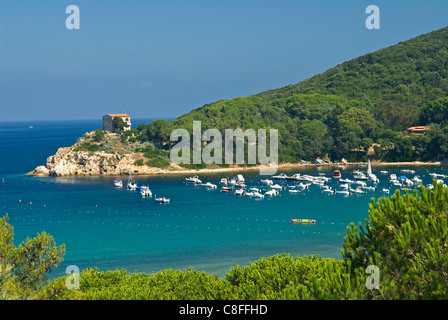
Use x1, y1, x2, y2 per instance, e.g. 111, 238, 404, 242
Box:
105, 114, 130, 117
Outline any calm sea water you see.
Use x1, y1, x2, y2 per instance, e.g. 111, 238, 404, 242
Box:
0, 120, 445, 278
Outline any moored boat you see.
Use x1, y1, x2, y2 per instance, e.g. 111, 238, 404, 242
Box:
186, 176, 202, 184
114, 178, 123, 188
333, 170, 341, 179
155, 197, 170, 203
290, 219, 316, 224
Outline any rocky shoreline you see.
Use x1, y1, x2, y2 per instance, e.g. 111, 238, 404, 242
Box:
27, 144, 442, 178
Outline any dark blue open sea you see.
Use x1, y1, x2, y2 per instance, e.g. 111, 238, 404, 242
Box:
0, 119, 445, 279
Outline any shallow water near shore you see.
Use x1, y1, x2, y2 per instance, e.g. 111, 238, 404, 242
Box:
1, 120, 447, 279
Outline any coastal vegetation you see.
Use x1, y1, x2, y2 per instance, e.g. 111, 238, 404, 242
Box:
1, 181, 447, 300
28, 26, 448, 177
126, 26, 448, 167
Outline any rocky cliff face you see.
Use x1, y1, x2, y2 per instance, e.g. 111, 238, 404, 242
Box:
28, 143, 170, 177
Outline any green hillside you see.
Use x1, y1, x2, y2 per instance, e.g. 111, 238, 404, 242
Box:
133, 26, 448, 165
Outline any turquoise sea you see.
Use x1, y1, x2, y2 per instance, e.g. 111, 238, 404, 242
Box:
0, 120, 446, 279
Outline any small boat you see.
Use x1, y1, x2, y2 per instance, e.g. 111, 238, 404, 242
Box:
290, 219, 316, 224
322, 188, 334, 195
333, 170, 341, 179
114, 178, 123, 188
380, 170, 390, 174
185, 176, 202, 184
220, 187, 232, 193
270, 184, 284, 190
353, 181, 367, 187
234, 189, 246, 196
289, 189, 301, 194
155, 197, 170, 203
391, 180, 402, 187
361, 186, 376, 191
296, 182, 311, 190
200, 182, 217, 189
335, 189, 350, 196
382, 188, 390, 194
260, 179, 273, 185
286, 174, 301, 181
349, 187, 366, 194
220, 178, 228, 185
340, 178, 354, 184
390, 174, 397, 180
401, 169, 415, 174
429, 173, 447, 179
141, 186, 152, 197
265, 189, 279, 196
251, 192, 264, 199
248, 187, 260, 192
127, 180, 137, 190
272, 173, 288, 180
353, 171, 369, 180
235, 175, 246, 187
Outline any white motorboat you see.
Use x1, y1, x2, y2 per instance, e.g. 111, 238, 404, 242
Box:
234, 189, 246, 196
362, 186, 376, 191
270, 184, 284, 190
350, 187, 366, 194
339, 183, 349, 189
429, 173, 448, 179
340, 178, 354, 184
220, 178, 228, 185
272, 173, 288, 180
251, 192, 264, 199
353, 181, 367, 187
335, 189, 350, 196
390, 174, 397, 180
286, 173, 301, 181
401, 169, 415, 174
127, 180, 137, 190
382, 188, 390, 194
260, 179, 273, 185
200, 182, 217, 189
298, 175, 315, 182
155, 197, 170, 203
140, 186, 152, 197
114, 178, 123, 188
353, 171, 369, 180
265, 189, 279, 196
322, 188, 334, 195
248, 187, 260, 192
227, 179, 236, 186
411, 176, 422, 184
296, 182, 311, 190
289, 189, 301, 194
380, 171, 390, 174
391, 180, 402, 187
186, 176, 202, 184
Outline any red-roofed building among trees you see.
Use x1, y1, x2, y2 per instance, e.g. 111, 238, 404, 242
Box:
102, 113, 131, 131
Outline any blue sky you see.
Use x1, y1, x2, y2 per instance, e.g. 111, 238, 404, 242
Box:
0, 0, 447, 121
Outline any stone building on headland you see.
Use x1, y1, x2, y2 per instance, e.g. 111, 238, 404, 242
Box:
102, 113, 131, 131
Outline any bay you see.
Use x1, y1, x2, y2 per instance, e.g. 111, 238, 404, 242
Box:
0, 120, 444, 279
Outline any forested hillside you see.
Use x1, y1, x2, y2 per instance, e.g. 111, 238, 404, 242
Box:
133, 26, 448, 165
